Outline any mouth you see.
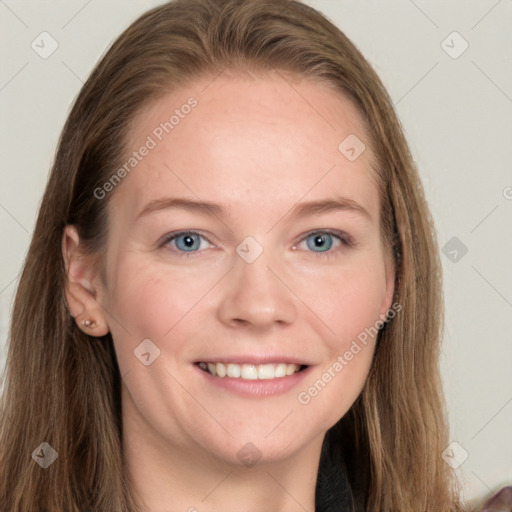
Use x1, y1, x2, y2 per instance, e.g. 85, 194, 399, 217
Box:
195, 361, 309, 380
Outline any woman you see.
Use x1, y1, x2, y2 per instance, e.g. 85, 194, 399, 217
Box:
0, 0, 466, 510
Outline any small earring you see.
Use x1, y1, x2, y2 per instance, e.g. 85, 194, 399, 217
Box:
82, 319, 97, 329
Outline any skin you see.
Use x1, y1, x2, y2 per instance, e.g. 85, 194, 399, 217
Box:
63, 70, 395, 512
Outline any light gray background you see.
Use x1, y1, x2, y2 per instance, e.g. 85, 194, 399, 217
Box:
1, 1, 511, 509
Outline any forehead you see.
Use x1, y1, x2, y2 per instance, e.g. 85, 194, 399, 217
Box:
111, 71, 379, 225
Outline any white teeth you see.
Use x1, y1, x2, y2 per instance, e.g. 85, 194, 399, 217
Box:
258, 364, 274, 380
216, 362, 227, 377
241, 364, 258, 380
286, 363, 297, 376
200, 361, 303, 379
226, 363, 241, 378
274, 363, 287, 378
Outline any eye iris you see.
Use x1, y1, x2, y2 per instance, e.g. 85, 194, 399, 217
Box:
307, 233, 332, 252
176, 234, 200, 251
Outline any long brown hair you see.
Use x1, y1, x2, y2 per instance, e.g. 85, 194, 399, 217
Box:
0, 0, 466, 510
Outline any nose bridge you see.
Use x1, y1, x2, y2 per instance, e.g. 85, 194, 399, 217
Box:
216, 235, 296, 328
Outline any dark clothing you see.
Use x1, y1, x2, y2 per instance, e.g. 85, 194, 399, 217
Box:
315, 430, 356, 512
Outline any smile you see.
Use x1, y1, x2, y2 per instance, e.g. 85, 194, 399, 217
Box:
197, 362, 307, 380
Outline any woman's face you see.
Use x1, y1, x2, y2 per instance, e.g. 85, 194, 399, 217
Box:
89, 71, 395, 466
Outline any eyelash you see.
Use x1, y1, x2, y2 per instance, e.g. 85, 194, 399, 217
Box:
159, 229, 355, 260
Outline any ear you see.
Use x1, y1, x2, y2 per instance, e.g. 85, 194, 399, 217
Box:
62, 225, 110, 337
379, 250, 396, 319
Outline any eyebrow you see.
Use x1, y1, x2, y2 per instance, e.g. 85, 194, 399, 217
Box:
136, 195, 371, 221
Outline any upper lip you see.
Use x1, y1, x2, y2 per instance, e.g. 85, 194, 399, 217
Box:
194, 355, 312, 366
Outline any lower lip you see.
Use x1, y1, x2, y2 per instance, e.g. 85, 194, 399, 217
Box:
194, 364, 312, 397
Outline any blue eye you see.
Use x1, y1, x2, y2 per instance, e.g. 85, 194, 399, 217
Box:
160, 229, 353, 259
299, 230, 351, 258
163, 231, 211, 254
306, 232, 334, 252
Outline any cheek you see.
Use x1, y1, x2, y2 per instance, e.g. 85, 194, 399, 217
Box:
293, 259, 386, 415
297, 257, 388, 346
296, 272, 382, 424
105, 255, 215, 366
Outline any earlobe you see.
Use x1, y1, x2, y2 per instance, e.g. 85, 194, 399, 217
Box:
62, 225, 110, 337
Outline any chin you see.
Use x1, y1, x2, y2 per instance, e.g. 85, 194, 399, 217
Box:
197, 429, 311, 470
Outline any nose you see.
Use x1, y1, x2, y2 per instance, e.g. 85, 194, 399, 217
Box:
216, 245, 297, 330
